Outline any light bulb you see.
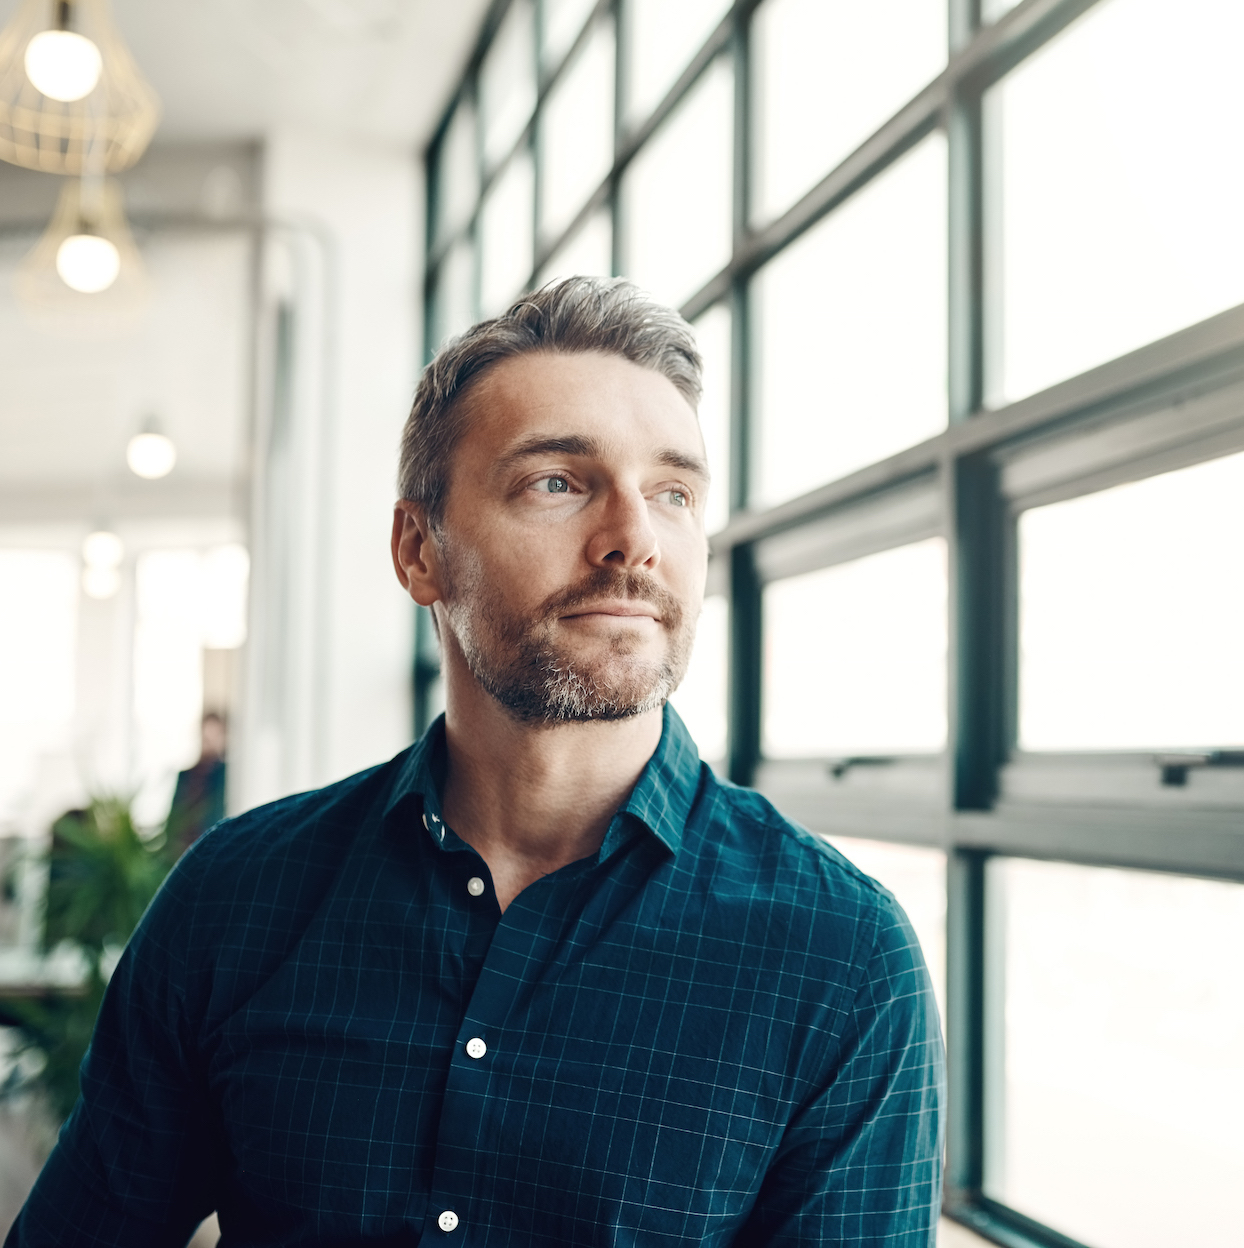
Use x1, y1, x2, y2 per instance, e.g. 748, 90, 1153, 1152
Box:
56, 233, 120, 292
82, 565, 120, 599
82, 530, 124, 568
126, 431, 176, 479
24, 29, 102, 102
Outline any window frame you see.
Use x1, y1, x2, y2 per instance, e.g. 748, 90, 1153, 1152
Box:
421, 2, 1244, 1245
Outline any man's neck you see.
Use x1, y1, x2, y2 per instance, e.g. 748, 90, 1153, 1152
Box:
439, 670, 663, 912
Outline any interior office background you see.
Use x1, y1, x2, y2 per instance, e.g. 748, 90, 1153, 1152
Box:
0, 1, 1241, 1246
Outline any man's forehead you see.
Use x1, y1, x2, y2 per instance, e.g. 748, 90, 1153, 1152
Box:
464, 352, 705, 465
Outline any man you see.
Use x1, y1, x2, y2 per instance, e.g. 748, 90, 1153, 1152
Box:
165, 712, 228, 859
8, 278, 943, 1246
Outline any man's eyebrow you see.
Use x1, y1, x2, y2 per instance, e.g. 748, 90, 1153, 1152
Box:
496, 435, 709, 480
496, 435, 605, 469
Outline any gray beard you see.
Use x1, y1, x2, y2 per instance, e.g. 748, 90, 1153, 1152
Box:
440, 553, 696, 725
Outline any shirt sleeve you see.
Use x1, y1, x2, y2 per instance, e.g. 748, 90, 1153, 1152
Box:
5, 853, 221, 1248
733, 892, 946, 1248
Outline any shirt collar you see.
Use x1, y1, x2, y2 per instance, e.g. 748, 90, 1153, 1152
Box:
384, 704, 703, 860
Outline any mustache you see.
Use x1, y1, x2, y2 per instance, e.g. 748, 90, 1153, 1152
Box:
536, 567, 685, 627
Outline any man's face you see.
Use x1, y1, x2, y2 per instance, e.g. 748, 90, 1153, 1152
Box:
429, 351, 709, 723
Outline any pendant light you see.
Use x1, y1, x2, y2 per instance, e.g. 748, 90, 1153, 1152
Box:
0, 0, 159, 175
14, 173, 148, 329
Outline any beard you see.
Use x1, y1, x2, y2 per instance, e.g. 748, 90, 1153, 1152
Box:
439, 548, 697, 725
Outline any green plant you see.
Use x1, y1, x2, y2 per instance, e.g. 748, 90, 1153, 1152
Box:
0, 797, 175, 1123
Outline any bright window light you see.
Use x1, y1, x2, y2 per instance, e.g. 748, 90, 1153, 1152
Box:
1019, 451, 1244, 750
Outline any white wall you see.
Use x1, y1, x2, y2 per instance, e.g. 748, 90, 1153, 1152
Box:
237, 131, 418, 810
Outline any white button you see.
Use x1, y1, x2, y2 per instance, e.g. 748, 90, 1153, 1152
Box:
437, 1210, 459, 1233
467, 876, 485, 897
465, 1037, 487, 1059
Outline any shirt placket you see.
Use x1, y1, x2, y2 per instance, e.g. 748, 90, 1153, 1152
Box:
421, 871, 567, 1245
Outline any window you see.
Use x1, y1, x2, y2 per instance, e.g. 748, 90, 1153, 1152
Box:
985, 859, 1244, 1248
425, 5, 1244, 1245
621, 57, 733, 310
752, 134, 947, 505
985, 0, 1244, 404
763, 539, 947, 758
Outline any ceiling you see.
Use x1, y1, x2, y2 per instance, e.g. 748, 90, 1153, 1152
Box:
0, 0, 492, 148
0, 0, 493, 515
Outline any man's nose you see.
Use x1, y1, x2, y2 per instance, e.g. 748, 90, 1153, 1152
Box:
585, 486, 660, 569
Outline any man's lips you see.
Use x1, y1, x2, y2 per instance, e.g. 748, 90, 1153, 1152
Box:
559, 600, 661, 621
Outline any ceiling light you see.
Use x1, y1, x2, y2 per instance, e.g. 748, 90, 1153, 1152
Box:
0, 0, 160, 176
15, 176, 147, 326
24, 27, 101, 101
82, 529, 123, 568
127, 430, 176, 479
56, 231, 119, 292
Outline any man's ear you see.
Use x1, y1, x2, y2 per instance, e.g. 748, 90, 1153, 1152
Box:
391, 501, 443, 607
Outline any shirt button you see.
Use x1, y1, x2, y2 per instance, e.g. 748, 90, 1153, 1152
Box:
467, 876, 485, 897
465, 1037, 487, 1059
437, 1210, 459, 1232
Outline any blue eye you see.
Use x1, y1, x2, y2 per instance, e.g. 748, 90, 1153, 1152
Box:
543, 476, 570, 493
662, 489, 688, 507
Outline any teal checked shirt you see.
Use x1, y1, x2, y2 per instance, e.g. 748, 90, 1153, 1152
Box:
8, 707, 944, 1247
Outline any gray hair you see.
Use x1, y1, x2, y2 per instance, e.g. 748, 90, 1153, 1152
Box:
397, 277, 703, 524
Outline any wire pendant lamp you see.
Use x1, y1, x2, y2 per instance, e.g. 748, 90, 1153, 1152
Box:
0, 0, 160, 175
15, 174, 149, 332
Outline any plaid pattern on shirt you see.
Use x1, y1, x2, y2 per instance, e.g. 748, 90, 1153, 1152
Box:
8, 706, 944, 1247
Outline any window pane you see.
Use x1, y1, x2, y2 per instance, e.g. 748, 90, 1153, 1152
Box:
669, 593, 727, 763
536, 209, 611, 287
541, 0, 597, 68
753, 135, 946, 508
431, 238, 476, 348
480, 0, 536, 171
480, 153, 534, 317
763, 538, 947, 757
539, 16, 614, 246
1019, 451, 1244, 751
987, 0, 1244, 404
433, 101, 478, 245
0, 549, 77, 821
753, 0, 946, 223
826, 837, 946, 1032
625, 0, 730, 128
622, 56, 732, 311
693, 303, 731, 535
986, 858, 1244, 1248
